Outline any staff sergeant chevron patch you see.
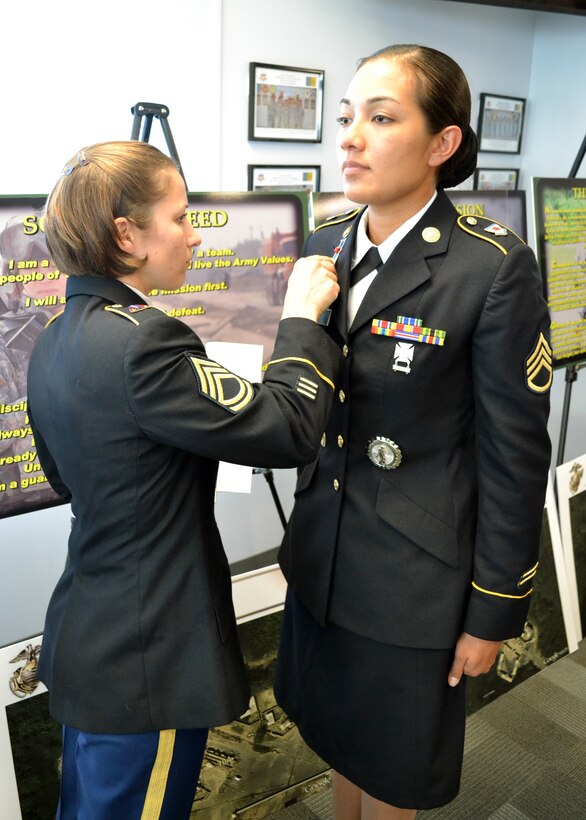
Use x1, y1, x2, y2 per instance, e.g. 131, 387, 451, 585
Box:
525, 332, 553, 394
186, 355, 255, 413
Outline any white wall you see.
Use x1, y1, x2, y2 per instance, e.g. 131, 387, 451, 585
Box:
221, 0, 538, 191
1, 0, 585, 647
0, 1, 223, 194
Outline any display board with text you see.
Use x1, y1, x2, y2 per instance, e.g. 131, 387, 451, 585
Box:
533, 178, 586, 368
0, 192, 308, 520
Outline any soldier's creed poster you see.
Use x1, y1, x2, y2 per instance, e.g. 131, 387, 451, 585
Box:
0, 192, 308, 519
533, 178, 586, 368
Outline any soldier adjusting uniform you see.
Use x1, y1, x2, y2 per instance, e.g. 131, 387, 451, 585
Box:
27, 273, 341, 734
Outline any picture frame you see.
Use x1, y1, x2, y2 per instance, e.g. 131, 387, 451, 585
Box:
473, 167, 519, 191
248, 62, 324, 142
248, 164, 321, 192
477, 93, 526, 154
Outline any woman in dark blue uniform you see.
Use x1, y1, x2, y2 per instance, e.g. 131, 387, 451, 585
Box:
27, 140, 340, 819
275, 45, 552, 819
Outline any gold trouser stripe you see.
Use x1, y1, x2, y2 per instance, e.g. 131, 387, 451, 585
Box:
472, 581, 533, 600
140, 729, 176, 820
266, 357, 335, 390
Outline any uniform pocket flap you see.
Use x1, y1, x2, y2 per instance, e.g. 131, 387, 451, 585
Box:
376, 479, 459, 569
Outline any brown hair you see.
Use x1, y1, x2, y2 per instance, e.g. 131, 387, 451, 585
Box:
357, 44, 478, 189
44, 141, 179, 278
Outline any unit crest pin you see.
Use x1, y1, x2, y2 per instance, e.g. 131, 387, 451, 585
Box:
367, 437, 402, 470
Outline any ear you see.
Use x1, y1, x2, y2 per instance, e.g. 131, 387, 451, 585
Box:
429, 125, 462, 169
114, 216, 138, 254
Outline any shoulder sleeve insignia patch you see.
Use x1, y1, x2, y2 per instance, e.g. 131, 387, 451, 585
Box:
525, 331, 553, 393
186, 354, 255, 413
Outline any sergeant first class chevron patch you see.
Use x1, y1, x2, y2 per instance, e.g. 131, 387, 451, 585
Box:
186, 355, 255, 413
525, 332, 553, 394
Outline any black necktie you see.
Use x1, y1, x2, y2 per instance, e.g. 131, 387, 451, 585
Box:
350, 246, 383, 287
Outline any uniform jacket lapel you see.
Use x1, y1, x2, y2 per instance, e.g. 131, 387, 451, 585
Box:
328, 209, 365, 340
349, 190, 457, 334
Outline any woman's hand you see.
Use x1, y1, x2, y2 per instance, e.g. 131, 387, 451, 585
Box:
448, 632, 502, 687
281, 255, 339, 322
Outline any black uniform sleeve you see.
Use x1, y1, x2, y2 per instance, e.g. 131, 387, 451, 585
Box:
28, 401, 72, 502
123, 312, 342, 469
464, 241, 552, 640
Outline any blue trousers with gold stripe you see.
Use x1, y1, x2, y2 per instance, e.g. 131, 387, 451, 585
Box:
57, 725, 208, 819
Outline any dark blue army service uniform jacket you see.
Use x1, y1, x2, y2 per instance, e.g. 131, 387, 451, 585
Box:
27, 274, 341, 733
279, 189, 552, 649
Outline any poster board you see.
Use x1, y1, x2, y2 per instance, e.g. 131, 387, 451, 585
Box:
556, 453, 586, 643
533, 178, 586, 368
0, 192, 309, 520
313, 189, 528, 241
0, 565, 332, 820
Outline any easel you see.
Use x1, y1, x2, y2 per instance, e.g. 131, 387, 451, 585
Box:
129, 102, 288, 530
555, 137, 586, 467
130, 102, 187, 186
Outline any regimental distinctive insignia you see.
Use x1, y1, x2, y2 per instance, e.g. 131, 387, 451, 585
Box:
392, 342, 415, 374
186, 356, 255, 413
525, 332, 553, 394
104, 303, 165, 325
422, 226, 441, 243
457, 215, 523, 255
367, 437, 402, 470
296, 375, 319, 401
313, 208, 361, 234
372, 316, 446, 346
484, 223, 508, 237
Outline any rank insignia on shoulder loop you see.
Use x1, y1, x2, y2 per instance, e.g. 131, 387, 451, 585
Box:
186, 355, 255, 413
484, 223, 508, 237
525, 332, 553, 394
367, 436, 402, 470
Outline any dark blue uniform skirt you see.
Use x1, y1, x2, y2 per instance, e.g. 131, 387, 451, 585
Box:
274, 589, 466, 810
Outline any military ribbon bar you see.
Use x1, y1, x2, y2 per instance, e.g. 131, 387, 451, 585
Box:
371, 316, 446, 346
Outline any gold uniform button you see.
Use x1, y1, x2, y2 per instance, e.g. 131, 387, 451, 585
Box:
321, 433, 327, 447
333, 479, 340, 491
342, 344, 350, 357
337, 435, 344, 448
339, 390, 346, 403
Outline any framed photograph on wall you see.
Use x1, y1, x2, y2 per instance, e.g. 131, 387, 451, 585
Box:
474, 168, 519, 191
477, 93, 526, 154
248, 62, 324, 142
248, 164, 320, 192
